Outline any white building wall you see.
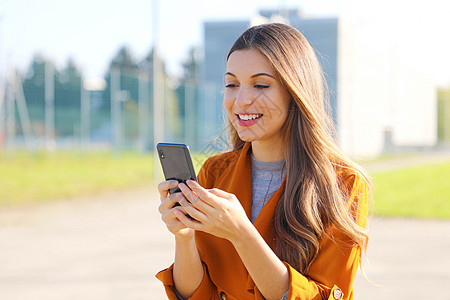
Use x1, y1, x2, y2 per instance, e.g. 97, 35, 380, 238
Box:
337, 21, 387, 157
391, 63, 437, 146
337, 20, 437, 157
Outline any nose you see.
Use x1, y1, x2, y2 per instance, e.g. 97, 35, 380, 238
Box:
235, 86, 254, 108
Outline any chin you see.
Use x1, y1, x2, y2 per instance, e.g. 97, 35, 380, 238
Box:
237, 132, 259, 142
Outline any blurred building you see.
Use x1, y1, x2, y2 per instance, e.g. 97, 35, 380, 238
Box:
201, 9, 437, 156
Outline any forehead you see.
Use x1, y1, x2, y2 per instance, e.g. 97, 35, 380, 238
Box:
226, 48, 275, 75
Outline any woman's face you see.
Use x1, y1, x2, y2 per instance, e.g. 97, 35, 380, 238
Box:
224, 48, 291, 146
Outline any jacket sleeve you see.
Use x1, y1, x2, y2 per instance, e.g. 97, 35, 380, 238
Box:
251, 174, 368, 300
156, 262, 218, 299
155, 159, 219, 299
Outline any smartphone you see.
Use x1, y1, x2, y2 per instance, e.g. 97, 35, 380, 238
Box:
156, 143, 197, 194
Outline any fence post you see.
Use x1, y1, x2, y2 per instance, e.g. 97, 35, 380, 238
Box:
45, 61, 55, 151
110, 68, 121, 153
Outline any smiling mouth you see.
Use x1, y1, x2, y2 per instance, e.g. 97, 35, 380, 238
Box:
237, 114, 263, 121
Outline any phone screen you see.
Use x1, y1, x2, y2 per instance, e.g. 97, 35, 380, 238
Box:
157, 143, 197, 194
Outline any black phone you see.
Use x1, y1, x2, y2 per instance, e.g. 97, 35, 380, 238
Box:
156, 143, 197, 194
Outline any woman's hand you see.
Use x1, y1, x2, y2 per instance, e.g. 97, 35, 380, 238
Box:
157, 180, 194, 240
175, 180, 252, 243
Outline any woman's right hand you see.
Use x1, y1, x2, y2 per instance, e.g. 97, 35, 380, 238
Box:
158, 180, 195, 240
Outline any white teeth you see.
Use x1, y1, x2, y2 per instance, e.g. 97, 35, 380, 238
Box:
238, 114, 262, 121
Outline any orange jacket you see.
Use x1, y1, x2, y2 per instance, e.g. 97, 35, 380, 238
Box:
156, 142, 368, 300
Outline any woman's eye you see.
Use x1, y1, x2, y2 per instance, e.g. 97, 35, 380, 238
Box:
255, 84, 269, 89
225, 84, 238, 88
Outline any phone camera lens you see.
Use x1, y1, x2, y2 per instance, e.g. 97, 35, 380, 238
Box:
159, 150, 165, 159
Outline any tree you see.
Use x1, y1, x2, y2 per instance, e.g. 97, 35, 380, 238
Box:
23, 55, 82, 109
22, 55, 83, 136
177, 47, 199, 114
22, 54, 50, 107
101, 45, 139, 111
180, 47, 199, 84
55, 58, 82, 108
175, 47, 200, 144
109, 46, 138, 71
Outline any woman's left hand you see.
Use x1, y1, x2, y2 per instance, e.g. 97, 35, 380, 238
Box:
174, 180, 251, 243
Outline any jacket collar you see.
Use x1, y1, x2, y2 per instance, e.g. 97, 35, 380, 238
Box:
226, 142, 286, 245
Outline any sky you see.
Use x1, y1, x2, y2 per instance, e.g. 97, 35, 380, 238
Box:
1, 0, 450, 86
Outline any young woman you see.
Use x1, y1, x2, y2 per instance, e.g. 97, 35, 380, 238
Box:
156, 23, 371, 300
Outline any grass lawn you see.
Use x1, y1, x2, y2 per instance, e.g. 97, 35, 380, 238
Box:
0, 150, 210, 206
2, 150, 449, 219
0, 151, 155, 205
372, 162, 450, 219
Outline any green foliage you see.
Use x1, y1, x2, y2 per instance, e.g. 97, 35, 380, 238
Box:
19, 46, 184, 147
372, 162, 450, 219
23, 55, 82, 108
56, 58, 82, 108
101, 46, 145, 111
175, 47, 200, 141
22, 55, 83, 137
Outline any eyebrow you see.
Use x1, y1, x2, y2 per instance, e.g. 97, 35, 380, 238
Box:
225, 72, 275, 79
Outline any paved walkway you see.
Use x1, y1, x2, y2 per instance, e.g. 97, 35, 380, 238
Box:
1, 186, 449, 300
360, 149, 450, 173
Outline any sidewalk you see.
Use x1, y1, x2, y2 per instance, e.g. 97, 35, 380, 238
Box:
353, 217, 450, 299
1, 186, 449, 299
0, 187, 171, 300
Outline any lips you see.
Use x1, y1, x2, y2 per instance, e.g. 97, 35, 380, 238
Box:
236, 113, 263, 127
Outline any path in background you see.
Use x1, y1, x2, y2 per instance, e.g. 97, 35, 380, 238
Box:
360, 149, 450, 173
1, 151, 450, 299
0, 187, 171, 300
353, 217, 450, 300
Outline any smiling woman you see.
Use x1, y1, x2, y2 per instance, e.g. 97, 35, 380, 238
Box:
223, 49, 291, 162
156, 23, 372, 300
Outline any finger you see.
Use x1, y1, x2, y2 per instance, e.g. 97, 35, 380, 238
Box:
174, 209, 203, 230
167, 220, 189, 232
178, 183, 216, 214
158, 180, 179, 199
178, 182, 200, 204
161, 205, 187, 223
163, 209, 191, 232
208, 188, 233, 199
186, 180, 222, 207
158, 193, 181, 214
177, 193, 208, 222
179, 183, 217, 214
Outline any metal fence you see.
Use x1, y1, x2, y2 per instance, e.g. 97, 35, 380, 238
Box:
0, 66, 223, 153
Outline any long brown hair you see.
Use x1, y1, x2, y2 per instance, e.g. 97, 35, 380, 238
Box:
226, 23, 372, 274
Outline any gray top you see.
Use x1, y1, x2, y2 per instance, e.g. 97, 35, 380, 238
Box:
251, 154, 288, 299
174, 154, 288, 300
250, 154, 286, 223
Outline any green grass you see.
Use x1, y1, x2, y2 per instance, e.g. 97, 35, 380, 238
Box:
0, 150, 210, 206
0, 151, 155, 205
2, 150, 449, 219
372, 162, 450, 219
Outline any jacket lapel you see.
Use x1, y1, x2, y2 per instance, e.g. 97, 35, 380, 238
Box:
223, 142, 286, 249
253, 177, 285, 248
222, 142, 253, 220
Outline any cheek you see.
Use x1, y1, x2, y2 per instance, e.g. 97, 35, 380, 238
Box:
223, 94, 234, 116
279, 92, 292, 119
